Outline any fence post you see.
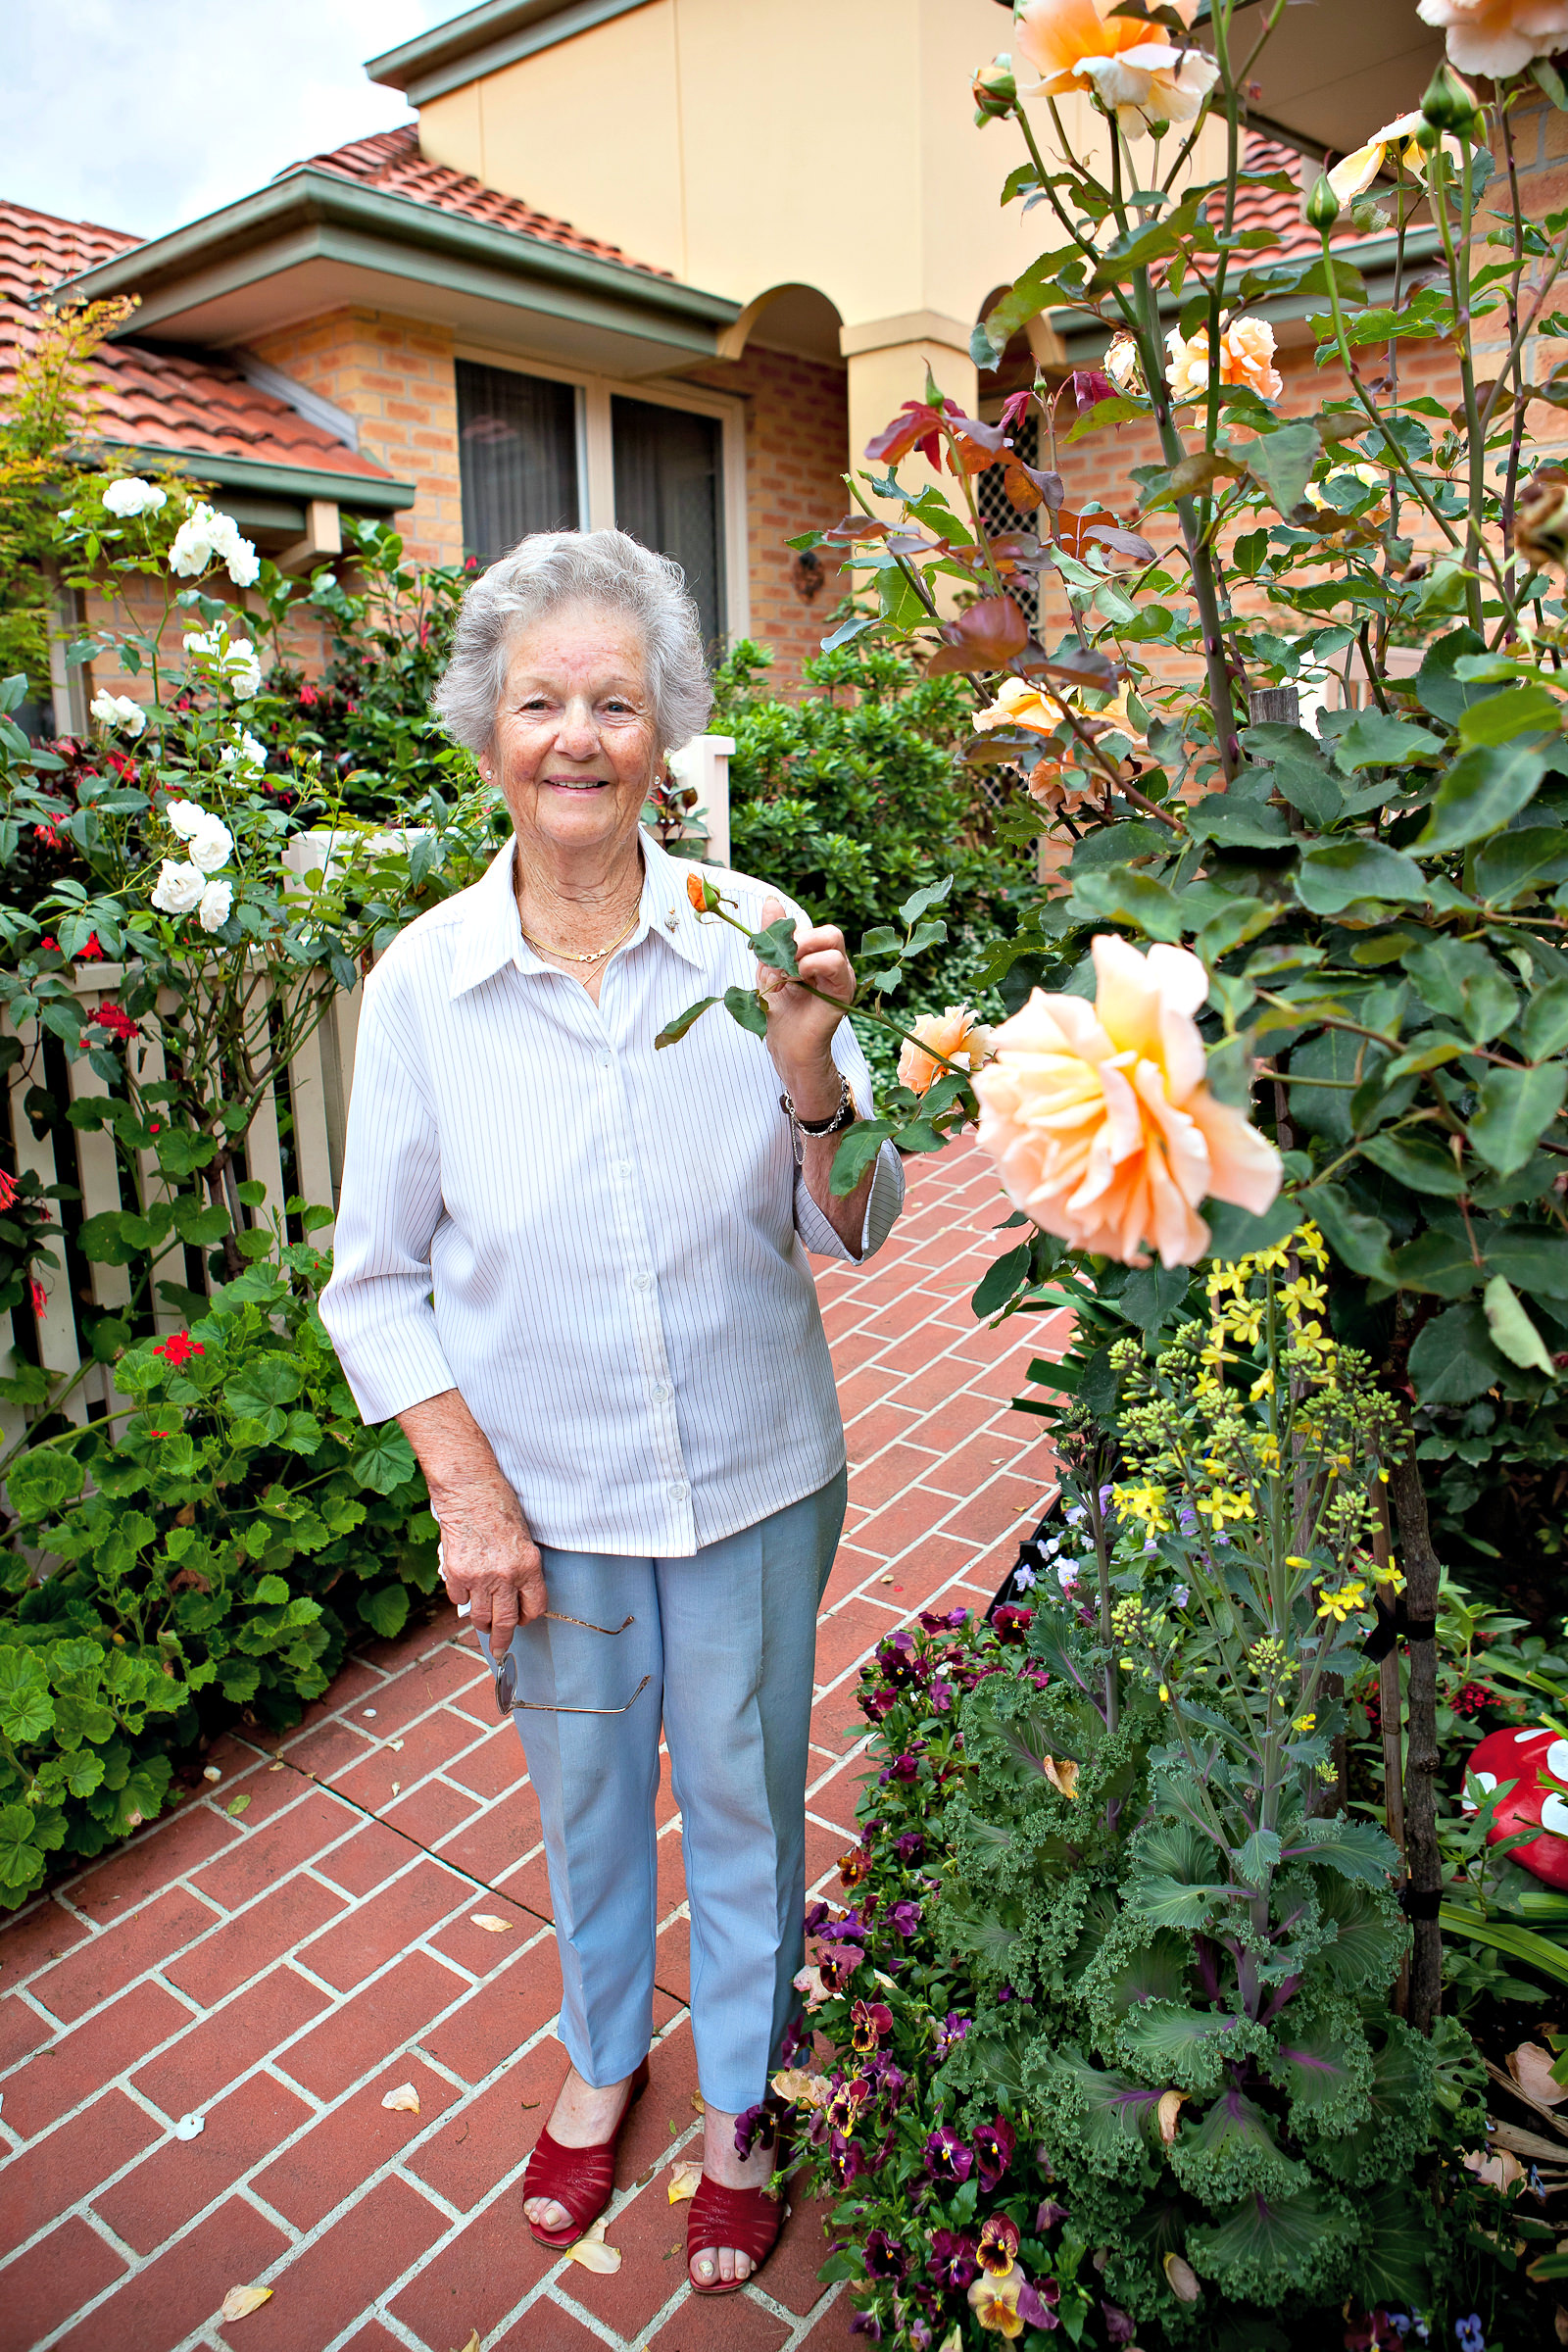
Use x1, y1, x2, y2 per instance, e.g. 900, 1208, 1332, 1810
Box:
667, 734, 735, 867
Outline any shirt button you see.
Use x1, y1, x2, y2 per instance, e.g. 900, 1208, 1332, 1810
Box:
615, 1159, 633, 1177
650, 1383, 670, 1404
598, 1051, 612, 1071
668, 1479, 689, 1502
631, 1271, 653, 1293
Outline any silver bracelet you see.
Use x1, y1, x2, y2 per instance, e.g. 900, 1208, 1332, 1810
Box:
779, 1075, 856, 1167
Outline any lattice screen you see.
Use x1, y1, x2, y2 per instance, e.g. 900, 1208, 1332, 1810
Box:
976, 411, 1041, 632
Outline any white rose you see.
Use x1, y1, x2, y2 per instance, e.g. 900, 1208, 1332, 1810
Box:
197, 878, 233, 933
224, 538, 261, 589
103, 478, 168, 518
186, 816, 234, 874
223, 642, 263, 697
151, 858, 206, 914
169, 504, 220, 577
89, 691, 146, 739
220, 732, 268, 773
164, 799, 208, 842
183, 627, 219, 662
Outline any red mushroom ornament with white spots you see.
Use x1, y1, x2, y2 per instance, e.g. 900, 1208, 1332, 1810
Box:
1461, 1724, 1568, 1891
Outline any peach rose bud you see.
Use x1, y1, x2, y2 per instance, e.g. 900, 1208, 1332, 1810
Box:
898, 1006, 996, 1099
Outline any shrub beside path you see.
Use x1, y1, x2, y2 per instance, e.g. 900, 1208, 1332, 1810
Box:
0, 1142, 1069, 2352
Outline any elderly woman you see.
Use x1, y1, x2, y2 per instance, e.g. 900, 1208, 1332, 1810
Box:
319, 528, 903, 2294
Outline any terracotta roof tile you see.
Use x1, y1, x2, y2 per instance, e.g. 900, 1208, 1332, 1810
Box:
0, 195, 396, 487
285, 122, 674, 279
1231, 131, 1358, 260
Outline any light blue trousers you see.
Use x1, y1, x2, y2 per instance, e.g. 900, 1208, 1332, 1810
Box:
492, 1469, 846, 2116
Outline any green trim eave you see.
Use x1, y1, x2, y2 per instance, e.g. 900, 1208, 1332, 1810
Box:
55, 169, 739, 358
101, 446, 416, 513
367, 0, 651, 106
1045, 224, 1444, 366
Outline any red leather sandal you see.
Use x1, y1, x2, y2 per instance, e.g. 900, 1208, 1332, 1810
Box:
686, 2173, 785, 2295
521, 2057, 650, 2249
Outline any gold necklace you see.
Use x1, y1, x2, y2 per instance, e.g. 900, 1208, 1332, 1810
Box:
518, 903, 641, 965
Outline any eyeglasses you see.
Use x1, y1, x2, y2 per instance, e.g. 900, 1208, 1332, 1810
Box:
492, 1607, 651, 1720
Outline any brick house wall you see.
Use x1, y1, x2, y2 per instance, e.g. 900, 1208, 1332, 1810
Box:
685, 343, 850, 687
247, 312, 465, 569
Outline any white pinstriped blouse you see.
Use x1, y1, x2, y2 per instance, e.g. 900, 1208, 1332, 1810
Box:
318, 831, 905, 1558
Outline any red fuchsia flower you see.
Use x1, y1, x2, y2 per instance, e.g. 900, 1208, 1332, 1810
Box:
861, 2230, 908, 2283
28, 1276, 46, 1318
298, 683, 318, 707
0, 1170, 16, 1213
973, 2116, 1016, 2192
890, 1899, 923, 1937
977, 2216, 1021, 2277
90, 1004, 139, 1043
849, 1998, 894, 2054
924, 2127, 973, 2186
33, 822, 61, 849
927, 2228, 979, 2289
838, 1844, 873, 1888
816, 1945, 864, 1995
936, 2011, 969, 2059
155, 1331, 205, 1366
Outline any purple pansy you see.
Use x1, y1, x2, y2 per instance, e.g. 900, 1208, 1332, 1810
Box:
1036, 2198, 1069, 2231
861, 2230, 908, 2282
890, 1899, 924, 1937
924, 2126, 974, 2185
817, 1944, 865, 1994
895, 1830, 926, 1864
973, 2113, 1016, 2191
926, 2228, 979, 2289
1019, 2279, 1062, 2328
935, 2011, 969, 2059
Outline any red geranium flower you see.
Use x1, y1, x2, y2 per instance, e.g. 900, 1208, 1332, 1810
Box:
155, 1331, 205, 1366
77, 934, 104, 962
90, 1004, 139, 1043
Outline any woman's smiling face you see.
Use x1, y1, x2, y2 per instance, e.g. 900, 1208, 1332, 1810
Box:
488, 602, 658, 860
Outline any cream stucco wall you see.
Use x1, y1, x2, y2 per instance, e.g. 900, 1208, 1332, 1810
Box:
416, 0, 1229, 340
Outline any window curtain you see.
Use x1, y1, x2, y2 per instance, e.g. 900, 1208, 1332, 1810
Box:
611, 396, 724, 652
456, 361, 579, 567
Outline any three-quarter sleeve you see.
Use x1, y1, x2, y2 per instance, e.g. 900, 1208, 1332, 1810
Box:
318, 971, 459, 1424
792, 1017, 906, 1264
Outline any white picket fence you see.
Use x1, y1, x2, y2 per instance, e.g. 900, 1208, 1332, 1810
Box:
0, 740, 735, 1451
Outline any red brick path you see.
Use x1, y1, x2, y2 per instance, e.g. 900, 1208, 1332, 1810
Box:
0, 1142, 1068, 2352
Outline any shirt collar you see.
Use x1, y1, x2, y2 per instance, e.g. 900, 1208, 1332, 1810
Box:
448, 829, 709, 999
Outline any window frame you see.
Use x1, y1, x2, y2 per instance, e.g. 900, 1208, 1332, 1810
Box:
453, 343, 751, 642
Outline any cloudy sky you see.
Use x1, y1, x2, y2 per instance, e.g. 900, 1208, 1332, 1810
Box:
11, 0, 466, 239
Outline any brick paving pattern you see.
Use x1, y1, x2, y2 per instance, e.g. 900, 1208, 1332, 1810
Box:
0, 1141, 1068, 2352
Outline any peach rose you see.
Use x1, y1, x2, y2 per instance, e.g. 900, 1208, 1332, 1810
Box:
1080, 43, 1218, 133
1026, 758, 1095, 816
974, 675, 1146, 748
1165, 317, 1281, 403
898, 1005, 995, 1098
1015, 0, 1197, 90
1418, 0, 1568, 78
971, 934, 1283, 1267
1326, 108, 1466, 204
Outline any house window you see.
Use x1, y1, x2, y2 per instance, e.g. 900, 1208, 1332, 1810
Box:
456, 360, 579, 566
612, 395, 724, 651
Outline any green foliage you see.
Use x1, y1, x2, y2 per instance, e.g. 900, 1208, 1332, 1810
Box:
778, 1601, 1494, 2351
711, 639, 1023, 1092
0, 1233, 437, 1907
